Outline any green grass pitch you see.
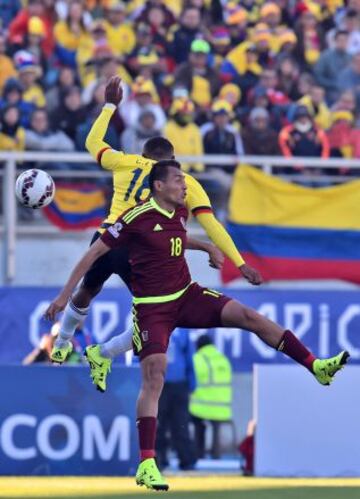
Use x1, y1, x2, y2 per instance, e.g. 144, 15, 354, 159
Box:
0, 477, 360, 499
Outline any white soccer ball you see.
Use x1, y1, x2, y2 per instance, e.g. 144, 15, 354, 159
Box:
15, 169, 55, 209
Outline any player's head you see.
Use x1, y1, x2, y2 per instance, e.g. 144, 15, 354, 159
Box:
149, 160, 186, 208
142, 136, 175, 161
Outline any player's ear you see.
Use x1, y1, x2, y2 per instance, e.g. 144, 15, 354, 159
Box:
154, 179, 163, 192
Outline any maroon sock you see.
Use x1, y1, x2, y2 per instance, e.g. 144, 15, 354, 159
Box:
137, 416, 157, 461
277, 330, 316, 372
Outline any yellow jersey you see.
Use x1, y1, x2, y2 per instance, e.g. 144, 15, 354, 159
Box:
85, 104, 212, 229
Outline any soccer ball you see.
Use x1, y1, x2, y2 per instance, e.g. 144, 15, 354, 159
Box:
15, 169, 55, 209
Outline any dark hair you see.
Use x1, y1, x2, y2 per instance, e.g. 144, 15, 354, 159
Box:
196, 334, 213, 350
142, 136, 174, 161
335, 29, 349, 39
148, 159, 181, 192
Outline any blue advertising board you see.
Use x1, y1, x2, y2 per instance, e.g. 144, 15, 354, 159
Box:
0, 287, 360, 371
0, 365, 140, 475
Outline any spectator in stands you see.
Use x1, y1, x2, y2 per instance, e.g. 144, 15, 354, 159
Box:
103, 1, 135, 57
220, 42, 261, 97
209, 27, 232, 71
121, 109, 161, 154
25, 108, 75, 152
332, 89, 357, 115
51, 86, 87, 143
120, 78, 166, 131
293, 3, 325, 70
8, 0, 55, 58
276, 57, 300, 101
242, 107, 280, 156
0, 78, 35, 128
276, 29, 298, 62
224, 6, 248, 47
327, 111, 357, 158
135, 0, 176, 30
202, 100, 243, 170
45, 66, 77, 113
314, 29, 350, 105
156, 330, 197, 471
0, 33, 17, 92
279, 105, 330, 160
298, 83, 331, 130
0, 0, 21, 30
14, 50, 46, 108
164, 97, 204, 172
342, 8, 360, 55
170, 6, 203, 64
190, 335, 233, 460
0, 105, 25, 151
174, 39, 220, 111
54, 0, 91, 68
337, 51, 360, 110
76, 19, 108, 86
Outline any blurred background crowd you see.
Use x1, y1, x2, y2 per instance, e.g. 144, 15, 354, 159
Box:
1, 0, 360, 173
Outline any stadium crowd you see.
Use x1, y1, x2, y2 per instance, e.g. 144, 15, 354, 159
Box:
1, 0, 360, 174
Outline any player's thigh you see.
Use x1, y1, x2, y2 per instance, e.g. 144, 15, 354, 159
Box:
133, 303, 175, 360
176, 283, 231, 329
220, 299, 263, 328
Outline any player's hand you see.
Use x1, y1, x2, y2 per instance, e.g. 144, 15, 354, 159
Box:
208, 246, 224, 269
44, 295, 68, 322
105, 76, 123, 106
240, 264, 263, 285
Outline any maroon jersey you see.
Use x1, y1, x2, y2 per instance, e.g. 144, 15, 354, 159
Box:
101, 197, 191, 300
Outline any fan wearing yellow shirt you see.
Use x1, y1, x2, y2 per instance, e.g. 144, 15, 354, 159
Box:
50, 76, 262, 366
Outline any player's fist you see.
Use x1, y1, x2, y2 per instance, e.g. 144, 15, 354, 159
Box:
240, 264, 263, 285
105, 76, 123, 106
44, 295, 68, 321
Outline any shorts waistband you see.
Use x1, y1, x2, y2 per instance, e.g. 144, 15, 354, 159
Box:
133, 282, 192, 305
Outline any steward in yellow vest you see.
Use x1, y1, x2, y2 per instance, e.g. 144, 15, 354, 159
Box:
190, 335, 232, 422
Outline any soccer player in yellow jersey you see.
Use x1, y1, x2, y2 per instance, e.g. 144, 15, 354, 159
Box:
50, 76, 261, 366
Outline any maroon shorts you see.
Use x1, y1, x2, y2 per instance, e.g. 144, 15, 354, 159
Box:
132, 282, 232, 360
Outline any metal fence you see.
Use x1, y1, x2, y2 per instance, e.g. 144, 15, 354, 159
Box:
1, 151, 360, 284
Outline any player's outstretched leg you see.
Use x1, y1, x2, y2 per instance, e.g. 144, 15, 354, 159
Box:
84, 324, 133, 391
221, 300, 350, 385
50, 284, 101, 363
135, 353, 169, 491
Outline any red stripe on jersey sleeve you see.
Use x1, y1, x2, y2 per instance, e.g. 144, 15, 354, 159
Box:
97, 147, 111, 165
192, 206, 213, 216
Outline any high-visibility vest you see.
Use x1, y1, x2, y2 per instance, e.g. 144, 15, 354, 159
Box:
189, 345, 232, 421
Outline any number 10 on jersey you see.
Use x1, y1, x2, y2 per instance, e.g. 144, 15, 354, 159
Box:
170, 237, 182, 256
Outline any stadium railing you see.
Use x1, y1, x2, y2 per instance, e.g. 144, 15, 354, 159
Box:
1, 151, 360, 284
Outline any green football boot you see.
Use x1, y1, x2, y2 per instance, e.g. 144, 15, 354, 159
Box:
313, 351, 350, 386
50, 341, 73, 364
135, 458, 169, 491
84, 345, 112, 393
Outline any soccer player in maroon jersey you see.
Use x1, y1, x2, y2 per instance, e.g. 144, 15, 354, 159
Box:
45, 160, 349, 492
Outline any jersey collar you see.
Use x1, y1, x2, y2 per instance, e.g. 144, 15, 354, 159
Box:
150, 197, 175, 219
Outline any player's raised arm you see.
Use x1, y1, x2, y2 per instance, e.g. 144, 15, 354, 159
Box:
186, 237, 224, 269
185, 175, 263, 285
85, 76, 125, 170
44, 240, 110, 321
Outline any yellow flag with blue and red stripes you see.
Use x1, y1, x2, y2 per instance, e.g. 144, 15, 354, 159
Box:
222, 165, 360, 283
43, 182, 106, 230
